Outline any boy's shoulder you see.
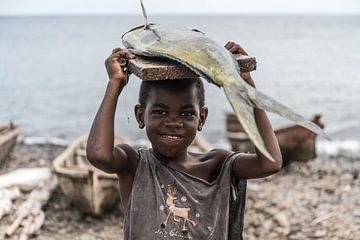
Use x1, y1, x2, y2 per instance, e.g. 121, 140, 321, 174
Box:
206, 148, 234, 160
192, 148, 234, 169
189, 148, 236, 182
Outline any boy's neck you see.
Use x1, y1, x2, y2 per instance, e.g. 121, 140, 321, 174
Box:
151, 148, 190, 166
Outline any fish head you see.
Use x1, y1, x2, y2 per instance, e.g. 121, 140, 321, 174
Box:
122, 24, 208, 55
122, 24, 163, 52
122, 23, 238, 87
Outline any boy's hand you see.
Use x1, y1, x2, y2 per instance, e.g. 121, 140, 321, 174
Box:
224, 41, 248, 56
224, 41, 255, 88
105, 48, 135, 87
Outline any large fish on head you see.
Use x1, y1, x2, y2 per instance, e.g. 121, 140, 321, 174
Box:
121, 0, 330, 162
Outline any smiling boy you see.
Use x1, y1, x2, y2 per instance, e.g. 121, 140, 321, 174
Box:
87, 42, 282, 239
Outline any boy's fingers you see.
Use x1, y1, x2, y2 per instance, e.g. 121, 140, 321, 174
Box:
109, 52, 121, 62
126, 52, 136, 59
229, 45, 240, 53
111, 49, 127, 57
238, 46, 248, 55
113, 50, 135, 59
225, 42, 249, 55
231, 45, 245, 55
236, 44, 248, 55
240, 72, 250, 79
225, 41, 235, 50
112, 48, 122, 53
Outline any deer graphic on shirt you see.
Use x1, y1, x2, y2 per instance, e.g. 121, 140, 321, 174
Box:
161, 186, 198, 232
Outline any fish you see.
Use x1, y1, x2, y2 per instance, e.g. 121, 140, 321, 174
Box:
121, 1, 330, 162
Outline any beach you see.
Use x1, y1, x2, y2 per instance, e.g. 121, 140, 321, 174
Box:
1, 142, 359, 239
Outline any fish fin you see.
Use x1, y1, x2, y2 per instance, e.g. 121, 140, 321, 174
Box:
224, 84, 275, 162
246, 86, 331, 140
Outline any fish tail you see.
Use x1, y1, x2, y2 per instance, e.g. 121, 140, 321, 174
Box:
223, 83, 276, 162
246, 85, 331, 140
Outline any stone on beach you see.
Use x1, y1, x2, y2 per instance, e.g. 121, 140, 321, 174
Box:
244, 156, 360, 240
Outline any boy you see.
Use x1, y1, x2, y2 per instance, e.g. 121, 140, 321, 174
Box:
87, 42, 282, 239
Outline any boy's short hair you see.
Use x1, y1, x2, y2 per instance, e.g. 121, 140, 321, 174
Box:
138, 78, 205, 107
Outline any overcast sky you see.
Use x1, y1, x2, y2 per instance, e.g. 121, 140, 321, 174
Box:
1, 0, 359, 15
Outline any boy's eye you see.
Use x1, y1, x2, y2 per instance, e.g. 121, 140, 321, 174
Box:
181, 111, 195, 117
153, 110, 166, 116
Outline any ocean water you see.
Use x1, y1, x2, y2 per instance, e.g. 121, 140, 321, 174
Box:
0, 15, 359, 151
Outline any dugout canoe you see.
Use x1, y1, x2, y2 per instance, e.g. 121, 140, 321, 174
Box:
0, 123, 20, 164
226, 113, 325, 166
53, 135, 126, 216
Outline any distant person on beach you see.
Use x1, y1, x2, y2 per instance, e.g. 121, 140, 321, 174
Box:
86, 42, 282, 239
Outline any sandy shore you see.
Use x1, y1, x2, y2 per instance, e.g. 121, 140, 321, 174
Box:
1, 142, 359, 239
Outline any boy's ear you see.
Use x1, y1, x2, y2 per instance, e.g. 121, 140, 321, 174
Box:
135, 104, 145, 129
198, 107, 208, 131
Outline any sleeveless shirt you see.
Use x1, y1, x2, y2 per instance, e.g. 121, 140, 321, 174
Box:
123, 149, 247, 240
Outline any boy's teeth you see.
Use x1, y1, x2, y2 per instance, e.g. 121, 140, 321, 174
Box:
163, 135, 180, 139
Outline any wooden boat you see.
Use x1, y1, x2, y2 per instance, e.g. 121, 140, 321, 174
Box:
0, 123, 20, 164
53, 135, 126, 216
226, 113, 325, 166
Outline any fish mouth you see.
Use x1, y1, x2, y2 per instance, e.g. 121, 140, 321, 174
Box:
121, 23, 156, 38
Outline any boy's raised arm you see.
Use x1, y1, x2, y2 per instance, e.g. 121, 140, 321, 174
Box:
86, 48, 138, 174
225, 42, 283, 179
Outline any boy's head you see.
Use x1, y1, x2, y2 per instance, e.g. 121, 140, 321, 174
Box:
138, 78, 205, 108
135, 78, 208, 157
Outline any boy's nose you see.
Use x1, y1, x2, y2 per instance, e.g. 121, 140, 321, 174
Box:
165, 121, 183, 128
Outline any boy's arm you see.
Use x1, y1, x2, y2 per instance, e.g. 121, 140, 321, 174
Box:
225, 42, 283, 179
86, 48, 139, 174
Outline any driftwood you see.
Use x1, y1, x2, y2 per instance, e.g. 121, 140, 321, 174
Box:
0, 187, 21, 220
5, 176, 57, 239
128, 53, 257, 81
0, 167, 52, 192
0, 167, 56, 239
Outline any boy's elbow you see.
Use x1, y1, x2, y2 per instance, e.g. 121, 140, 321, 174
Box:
265, 164, 282, 175
263, 156, 283, 175
86, 146, 113, 169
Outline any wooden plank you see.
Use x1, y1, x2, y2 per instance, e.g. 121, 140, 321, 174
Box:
127, 53, 257, 81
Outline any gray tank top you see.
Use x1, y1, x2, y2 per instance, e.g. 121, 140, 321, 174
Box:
123, 149, 246, 240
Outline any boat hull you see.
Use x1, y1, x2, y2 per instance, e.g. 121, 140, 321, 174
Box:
226, 113, 324, 166
0, 124, 20, 164
53, 136, 126, 216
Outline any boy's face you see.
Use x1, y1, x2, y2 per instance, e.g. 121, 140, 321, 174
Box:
135, 84, 208, 158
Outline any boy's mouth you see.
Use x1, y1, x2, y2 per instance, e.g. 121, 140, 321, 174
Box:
161, 134, 183, 140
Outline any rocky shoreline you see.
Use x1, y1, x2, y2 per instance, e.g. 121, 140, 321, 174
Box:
1, 142, 359, 239
244, 156, 360, 239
